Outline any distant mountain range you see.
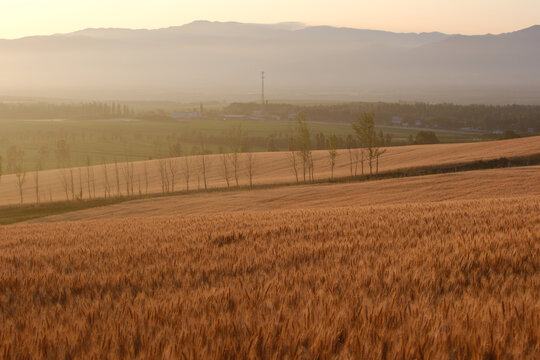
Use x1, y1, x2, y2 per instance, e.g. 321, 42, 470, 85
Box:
1, 21, 539, 103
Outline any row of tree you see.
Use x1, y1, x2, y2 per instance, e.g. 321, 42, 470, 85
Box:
287, 111, 386, 184
158, 125, 257, 192
3, 139, 70, 174
0, 151, 258, 205
0, 102, 134, 120
0, 112, 389, 205
0, 126, 259, 204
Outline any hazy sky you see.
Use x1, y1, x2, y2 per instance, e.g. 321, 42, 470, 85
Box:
2, 0, 539, 39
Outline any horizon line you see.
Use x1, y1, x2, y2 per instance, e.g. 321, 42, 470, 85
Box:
1, 20, 538, 41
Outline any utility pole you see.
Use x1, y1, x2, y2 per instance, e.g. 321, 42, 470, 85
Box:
261, 71, 265, 108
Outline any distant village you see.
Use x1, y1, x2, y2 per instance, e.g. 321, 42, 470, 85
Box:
165, 72, 538, 135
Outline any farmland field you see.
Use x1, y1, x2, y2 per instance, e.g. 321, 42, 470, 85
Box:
2, 122, 539, 359
1, 195, 539, 358
0, 117, 485, 173
0, 135, 539, 206
29, 165, 540, 223
4, 8, 540, 360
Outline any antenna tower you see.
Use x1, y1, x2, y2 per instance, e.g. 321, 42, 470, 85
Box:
261, 71, 265, 106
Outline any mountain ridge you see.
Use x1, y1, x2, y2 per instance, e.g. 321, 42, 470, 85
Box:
0, 21, 539, 103
13, 21, 540, 38
6, 20, 536, 41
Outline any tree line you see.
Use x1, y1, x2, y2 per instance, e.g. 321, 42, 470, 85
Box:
4, 100, 538, 132
225, 101, 540, 132
0, 126, 259, 205
0, 102, 134, 120
287, 111, 386, 184
0, 112, 391, 206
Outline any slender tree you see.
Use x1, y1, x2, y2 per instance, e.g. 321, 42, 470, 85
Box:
158, 160, 169, 194
59, 169, 70, 201
200, 154, 210, 191
220, 151, 231, 189
346, 140, 354, 177
33, 147, 49, 203
69, 168, 75, 200
295, 113, 311, 183
86, 155, 92, 199
14, 148, 26, 205
182, 156, 192, 192
85, 154, 95, 199
33, 161, 41, 204
129, 162, 135, 196
122, 159, 131, 196
92, 169, 96, 198
168, 140, 182, 193
143, 162, 149, 195
287, 151, 299, 184
227, 124, 244, 188
197, 134, 211, 191
245, 152, 256, 189
359, 151, 364, 176
308, 152, 315, 182
102, 162, 111, 199
327, 134, 338, 181
78, 167, 83, 200
287, 137, 299, 184
352, 112, 380, 176
52, 141, 71, 200
114, 159, 121, 196
34, 145, 49, 205
374, 144, 387, 175
168, 158, 179, 192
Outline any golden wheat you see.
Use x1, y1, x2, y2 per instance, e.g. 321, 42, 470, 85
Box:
29, 165, 540, 224
1, 196, 539, 359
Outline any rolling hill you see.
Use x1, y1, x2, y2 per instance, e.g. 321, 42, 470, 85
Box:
1, 135, 539, 206
1, 21, 539, 102
2, 191, 538, 358
28, 165, 540, 223
3, 132, 539, 359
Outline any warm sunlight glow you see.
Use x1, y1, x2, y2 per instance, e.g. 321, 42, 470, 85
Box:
0, 1, 539, 358
1, 0, 539, 38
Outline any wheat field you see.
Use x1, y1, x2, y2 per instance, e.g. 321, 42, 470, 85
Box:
1, 135, 539, 206
1, 195, 539, 359
28, 165, 540, 223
